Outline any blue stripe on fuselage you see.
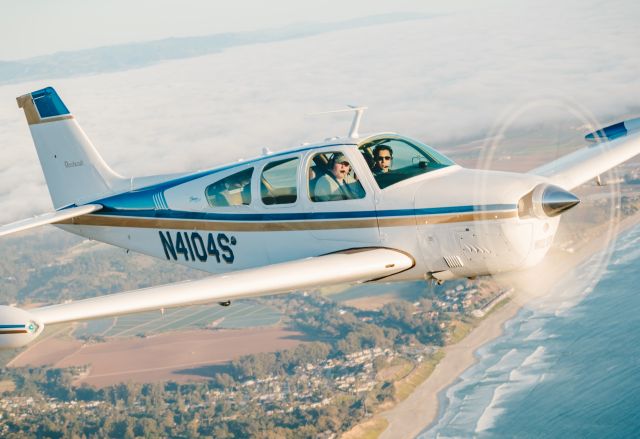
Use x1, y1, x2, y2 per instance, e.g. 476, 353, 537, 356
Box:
82, 142, 356, 213
87, 204, 517, 222
99, 142, 355, 205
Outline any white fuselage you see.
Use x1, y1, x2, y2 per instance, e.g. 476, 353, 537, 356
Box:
58, 142, 559, 283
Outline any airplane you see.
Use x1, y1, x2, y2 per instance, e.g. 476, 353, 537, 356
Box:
0, 86, 639, 350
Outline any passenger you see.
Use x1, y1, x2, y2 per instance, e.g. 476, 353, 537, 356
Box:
373, 144, 393, 174
314, 153, 356, 201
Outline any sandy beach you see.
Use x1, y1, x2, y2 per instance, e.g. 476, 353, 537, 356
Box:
380, 300, 521, 438
378, 211, 640, 439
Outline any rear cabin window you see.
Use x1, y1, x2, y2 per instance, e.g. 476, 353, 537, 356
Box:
205, 168, 254, 207
261, 157, 299, 205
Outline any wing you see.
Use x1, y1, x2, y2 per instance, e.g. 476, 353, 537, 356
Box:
0, 204, 102, 237
529, 117, 640, 190
29, 248, 414, 325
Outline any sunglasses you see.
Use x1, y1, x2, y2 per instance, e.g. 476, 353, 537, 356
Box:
377, 156, 392, 161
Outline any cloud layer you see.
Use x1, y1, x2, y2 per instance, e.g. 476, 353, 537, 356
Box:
0, 0, 638, 222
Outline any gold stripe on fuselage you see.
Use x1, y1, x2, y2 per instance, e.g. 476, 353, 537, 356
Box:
377, 210, 517, 227
57, 215, 377, 231
56, 210, 518, 232
414, 210, 517, 225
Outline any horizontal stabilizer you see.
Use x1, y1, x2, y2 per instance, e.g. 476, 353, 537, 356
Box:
29, 248, 414, 326
0, 204, 102, 238
529, 118, 640, 190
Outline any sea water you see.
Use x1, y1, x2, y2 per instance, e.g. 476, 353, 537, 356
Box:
420, 223, 640, 438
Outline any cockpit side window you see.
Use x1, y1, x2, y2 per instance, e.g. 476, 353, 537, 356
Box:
205, 168, 254, 207
308, 151, 366, 202
261, 157, 299, 205
359, 137, 454, 189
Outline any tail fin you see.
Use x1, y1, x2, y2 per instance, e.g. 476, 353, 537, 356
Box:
16, 87, 126, 209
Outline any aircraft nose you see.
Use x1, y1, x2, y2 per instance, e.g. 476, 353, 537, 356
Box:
540, 185, 580, 217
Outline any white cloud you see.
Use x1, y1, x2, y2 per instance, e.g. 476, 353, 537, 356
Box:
0, 0, 638, 222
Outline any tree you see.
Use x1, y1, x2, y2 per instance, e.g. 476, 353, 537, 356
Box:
213, 373, 235, 389
135, 418, 160, 438
162, 411, 175, 430
187, 416, 200, 437
212, 424, 233, 439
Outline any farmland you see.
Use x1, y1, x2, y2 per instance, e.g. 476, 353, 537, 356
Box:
73, 300, 282, 338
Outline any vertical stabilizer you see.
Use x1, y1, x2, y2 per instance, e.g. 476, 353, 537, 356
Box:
17, 87, 126, 208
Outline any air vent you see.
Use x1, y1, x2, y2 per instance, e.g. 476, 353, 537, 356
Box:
463, 244, 491, 254
443, 255, 464, 268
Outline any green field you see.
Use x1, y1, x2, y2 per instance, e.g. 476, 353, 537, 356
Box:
73, 301, 282, 339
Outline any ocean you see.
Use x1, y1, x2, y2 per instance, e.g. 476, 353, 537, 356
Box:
420, 223, 640, 439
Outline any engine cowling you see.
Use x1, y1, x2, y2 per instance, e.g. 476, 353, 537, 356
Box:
0, 305, 44, 349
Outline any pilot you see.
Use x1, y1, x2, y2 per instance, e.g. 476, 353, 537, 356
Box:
314, 153, 356, 201
373, 144, 393, 174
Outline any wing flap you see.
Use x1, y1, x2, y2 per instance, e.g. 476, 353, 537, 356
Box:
31, 248, 415, 325
529, 118, 640, 190
0, 204, 102, 237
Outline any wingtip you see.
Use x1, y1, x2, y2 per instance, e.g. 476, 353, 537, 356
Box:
585, 117, 640, 143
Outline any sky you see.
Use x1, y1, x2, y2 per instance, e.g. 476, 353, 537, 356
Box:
0, 0, 469, 60
0, 0, 639, 222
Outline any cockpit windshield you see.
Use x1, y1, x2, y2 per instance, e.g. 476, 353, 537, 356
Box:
359, 135, 455, 189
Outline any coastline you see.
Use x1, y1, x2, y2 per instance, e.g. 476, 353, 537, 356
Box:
380, 299, 521, 439
377, 211, 640, 439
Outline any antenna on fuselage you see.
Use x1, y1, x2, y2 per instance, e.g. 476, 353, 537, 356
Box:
308, 105, 368, 139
